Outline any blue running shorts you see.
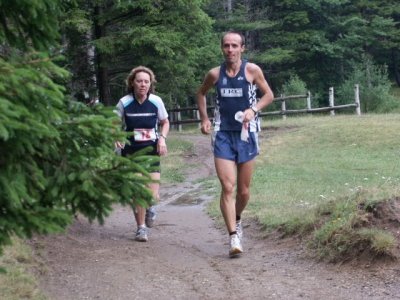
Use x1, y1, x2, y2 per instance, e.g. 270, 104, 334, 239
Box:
212, 131, 259, 163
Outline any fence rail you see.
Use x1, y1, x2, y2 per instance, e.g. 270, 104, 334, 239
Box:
167, 84, 361, 129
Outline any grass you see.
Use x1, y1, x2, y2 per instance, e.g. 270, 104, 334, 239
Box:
0, 238, 48, 300
161, 135, 195, 183
2, 113, 400, 297
195, 114, 400, 261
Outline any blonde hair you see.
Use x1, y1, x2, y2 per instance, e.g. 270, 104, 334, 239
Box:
126, 66, 157, 94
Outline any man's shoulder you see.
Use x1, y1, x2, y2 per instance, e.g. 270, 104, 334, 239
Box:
210, 66, 221, 76
244, 61, 261, 72
204, 66, 221, 84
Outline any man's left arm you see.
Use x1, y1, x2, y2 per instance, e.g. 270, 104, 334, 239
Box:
252, 65, 274, 111
242, 64, 274, 122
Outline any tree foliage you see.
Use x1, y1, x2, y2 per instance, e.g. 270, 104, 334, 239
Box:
0, 0, 156, 260
62, 0, 220, 108
337, 55, 399, 113
1, 0, 400, 263
206, 0, 400, 106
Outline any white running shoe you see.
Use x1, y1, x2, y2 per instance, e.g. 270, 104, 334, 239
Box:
229, 235, 243, 256
135, 226, 148, 242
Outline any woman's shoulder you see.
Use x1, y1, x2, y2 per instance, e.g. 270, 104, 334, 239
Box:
148, 93, 162, 101
148, 93, 167, 109
117, 94, 134, 108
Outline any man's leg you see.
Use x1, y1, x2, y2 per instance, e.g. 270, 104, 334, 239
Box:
234, 159, 255, 241
214, 157, 237, 234
236, 159, 255, 216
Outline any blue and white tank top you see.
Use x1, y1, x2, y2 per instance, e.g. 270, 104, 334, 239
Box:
213, 59, 259, 132
115, 93, 168, 147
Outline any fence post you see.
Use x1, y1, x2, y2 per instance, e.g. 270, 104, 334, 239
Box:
307, 91, 311, 110
177, 110, 182, 132
329, 87, 335, 116
354, 84, 361, 115
281, 94, 286, 120
195, 109, 201, 129
169, 110, 175, 130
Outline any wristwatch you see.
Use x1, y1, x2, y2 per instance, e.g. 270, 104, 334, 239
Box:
160, 134, 167, 139
250, 106, 258, 113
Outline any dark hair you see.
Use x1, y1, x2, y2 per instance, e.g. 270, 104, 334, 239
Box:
221, 30, 245, 47
126, 66, 157, 94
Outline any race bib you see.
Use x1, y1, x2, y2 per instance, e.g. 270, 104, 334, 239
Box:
133, 128, 157, 142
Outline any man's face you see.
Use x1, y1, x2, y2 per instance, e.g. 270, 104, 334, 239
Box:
221, 33, 245, 64
133, 72, 151, 97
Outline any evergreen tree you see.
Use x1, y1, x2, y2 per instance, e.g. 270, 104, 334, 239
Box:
205, 0, 400, 105
0, 0, 155, 261
260, 0, 400, 101
62, 0, 220, 108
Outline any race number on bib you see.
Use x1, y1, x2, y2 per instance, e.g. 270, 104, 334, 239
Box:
133, 128, 157, 142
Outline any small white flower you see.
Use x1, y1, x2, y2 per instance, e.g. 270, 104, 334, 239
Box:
345, 183, 349, 186
319, 195, 326, 199
364, 178, 369, 180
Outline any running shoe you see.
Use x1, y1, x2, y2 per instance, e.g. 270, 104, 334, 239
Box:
236, 221, 243, 240
135, 226, 148, 242
145, 206, 156, 228
229, 235, 243, 256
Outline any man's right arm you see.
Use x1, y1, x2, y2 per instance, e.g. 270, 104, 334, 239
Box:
196, 68, 218, 135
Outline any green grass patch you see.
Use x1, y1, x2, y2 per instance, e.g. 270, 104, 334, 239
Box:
161, 136, 195, 183
205, 114, 400, 261
0, 238, 48, 300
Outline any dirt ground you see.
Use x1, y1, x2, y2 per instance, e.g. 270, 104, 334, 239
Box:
35, 134, 400, 300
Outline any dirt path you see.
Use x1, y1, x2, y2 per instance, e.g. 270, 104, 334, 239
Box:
37, 134, 400, 300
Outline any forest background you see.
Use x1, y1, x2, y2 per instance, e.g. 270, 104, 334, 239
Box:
1, 0, 400, 259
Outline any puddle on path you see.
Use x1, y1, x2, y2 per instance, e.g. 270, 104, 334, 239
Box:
167, 188, 215, 206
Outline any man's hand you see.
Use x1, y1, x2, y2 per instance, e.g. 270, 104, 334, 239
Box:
242, 108, 257, 123
201, 119, 212, 135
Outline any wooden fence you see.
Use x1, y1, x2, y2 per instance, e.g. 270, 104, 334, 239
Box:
168, 84, 361, 130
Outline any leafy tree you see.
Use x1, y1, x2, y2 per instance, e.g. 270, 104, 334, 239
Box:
0, 0, 155, 262
279, 73, 308, 110
205, 0, 400, 105
62, 0, 220, 108
337, 55, 399, 113
262, 0, 400, 99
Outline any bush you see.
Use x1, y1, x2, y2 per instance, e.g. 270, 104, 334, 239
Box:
278, 73, 308, 110
337, 55, 399, 113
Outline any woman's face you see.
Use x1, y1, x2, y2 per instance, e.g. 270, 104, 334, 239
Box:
132, 71, 151, 98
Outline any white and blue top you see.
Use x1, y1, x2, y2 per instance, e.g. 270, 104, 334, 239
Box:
213, 59, 260, 132
115, 93, 168, 147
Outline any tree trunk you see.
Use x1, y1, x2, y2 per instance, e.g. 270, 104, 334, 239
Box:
225, 0, 232, 12
94, 5, 111, 106
392, 49, 400, 87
